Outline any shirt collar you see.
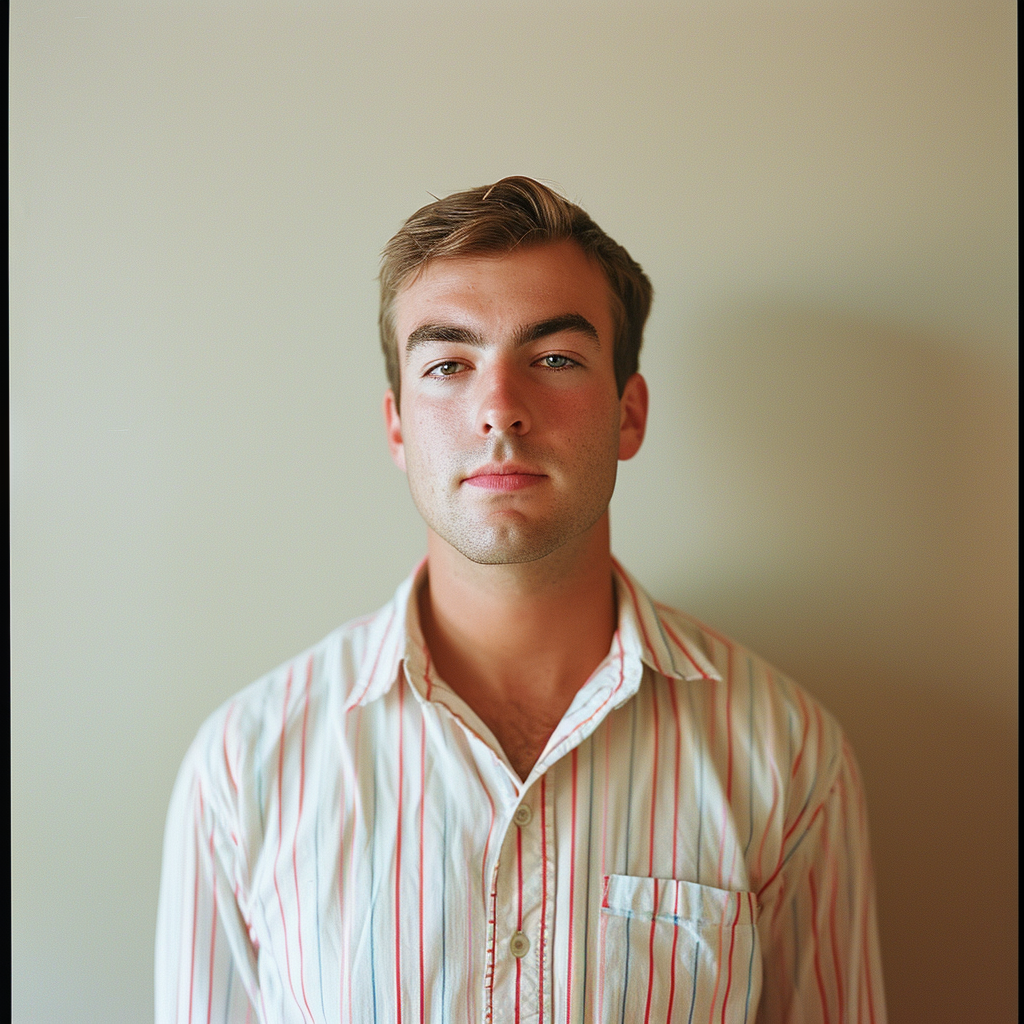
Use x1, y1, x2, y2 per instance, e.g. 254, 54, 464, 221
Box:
343, 557, 720, 712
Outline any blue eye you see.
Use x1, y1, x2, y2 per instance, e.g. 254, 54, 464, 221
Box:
541, 355, 574, 369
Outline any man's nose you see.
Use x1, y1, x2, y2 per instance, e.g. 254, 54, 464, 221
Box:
476, 366, 531, 436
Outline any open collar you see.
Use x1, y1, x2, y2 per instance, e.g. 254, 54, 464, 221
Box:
343, 557, 720, 713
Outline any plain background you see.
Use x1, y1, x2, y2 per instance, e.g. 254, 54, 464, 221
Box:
10, 2, 1016, 1021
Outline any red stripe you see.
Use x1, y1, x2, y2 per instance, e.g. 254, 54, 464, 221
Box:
829, 862, 845, 1023
187, 789, 203, 1024
724, 646, 734, 800
466, 893, 474, 1024
420, 648, 434, 1024
648, 685, 660, 876
465, 750, 497, 1019
790, 685, 811, 779
206, 820, 218, 1024
665, 682, 683, 1024
338, 710, 349, 1022
271, 667, 300, 1012
345, 709, 364, 1024
756, 800, 827, 899
565, 748, 578, 1024
828, 777, 846, 1022
615, 565, 666, 674
808, 870, 832, 1024
539, 776, 547, 1024
350, 604, 397, 706
643, 685, 661, 1022
563, 631, 627, 740
666, 683, 682, 875
222, 701, 238, 794
758, 700, 830, 897
419, 714, 427, 1024
292, 657, 317, 1023
601, 714, 612, 880
394, 673, 405, 1024
716, 646, 735, 888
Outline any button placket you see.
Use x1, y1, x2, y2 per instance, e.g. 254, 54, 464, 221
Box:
487, 782, 552, 1015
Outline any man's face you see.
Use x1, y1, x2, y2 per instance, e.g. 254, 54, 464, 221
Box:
384, 239, 647, 566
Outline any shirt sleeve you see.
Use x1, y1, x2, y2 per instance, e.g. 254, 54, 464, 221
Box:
755, 739, 887, 1024
155, 736, 261, 1024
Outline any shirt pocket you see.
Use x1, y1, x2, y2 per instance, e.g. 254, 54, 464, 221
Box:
597, 874, 762, 1023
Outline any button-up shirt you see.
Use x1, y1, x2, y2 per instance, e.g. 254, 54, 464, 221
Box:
156, 560, 886, 1023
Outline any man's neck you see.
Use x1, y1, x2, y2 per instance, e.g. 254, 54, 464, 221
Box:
418, 516, 617, 780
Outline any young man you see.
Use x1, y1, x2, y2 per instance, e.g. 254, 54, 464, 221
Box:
157, 177, 886, 1022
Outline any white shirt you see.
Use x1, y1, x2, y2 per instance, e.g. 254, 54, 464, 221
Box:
156, 560, 886, 1023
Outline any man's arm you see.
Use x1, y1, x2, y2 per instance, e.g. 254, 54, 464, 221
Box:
155, 736, 260, 1023
754, 739, 886, 1024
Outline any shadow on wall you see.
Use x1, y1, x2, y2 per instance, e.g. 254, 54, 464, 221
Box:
662, 305, 1017, 1023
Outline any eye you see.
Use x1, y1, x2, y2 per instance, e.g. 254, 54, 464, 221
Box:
426, 360, 466, 378
538, 354, 577, 370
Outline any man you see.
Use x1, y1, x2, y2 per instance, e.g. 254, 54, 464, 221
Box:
157, 177, 886, 1022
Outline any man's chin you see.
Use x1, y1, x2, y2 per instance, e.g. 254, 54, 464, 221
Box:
439, 523, 567, 566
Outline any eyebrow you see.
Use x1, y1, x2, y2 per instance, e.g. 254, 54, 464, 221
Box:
405, 313, 600, 353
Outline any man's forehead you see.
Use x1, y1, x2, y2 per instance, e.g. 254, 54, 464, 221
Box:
393, 240, 615, 333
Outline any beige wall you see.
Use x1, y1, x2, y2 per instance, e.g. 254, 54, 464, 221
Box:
10, 2, 1016, 1021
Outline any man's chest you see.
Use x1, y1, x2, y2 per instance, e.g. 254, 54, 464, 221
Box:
241, 691, 770, 1023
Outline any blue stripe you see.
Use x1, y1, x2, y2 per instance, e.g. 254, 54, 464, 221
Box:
686, 940, 700, 1024
222, 962, 234, 1024
686, 682, 705, 884
779, 818, 817, 871
646, 595, 682, 677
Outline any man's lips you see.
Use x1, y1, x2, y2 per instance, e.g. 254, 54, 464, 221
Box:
462, 465, 547, 491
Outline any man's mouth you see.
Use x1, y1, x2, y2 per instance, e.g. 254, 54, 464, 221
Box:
462, 464, 547, 491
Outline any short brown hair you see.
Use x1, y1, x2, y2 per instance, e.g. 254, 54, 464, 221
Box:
379, 176, 653, 409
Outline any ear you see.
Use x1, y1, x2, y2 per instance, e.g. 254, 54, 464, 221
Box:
383, 389, 407, 471
618, 373, 648, 461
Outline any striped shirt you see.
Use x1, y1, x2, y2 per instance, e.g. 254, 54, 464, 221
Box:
156, 559, 886, 1023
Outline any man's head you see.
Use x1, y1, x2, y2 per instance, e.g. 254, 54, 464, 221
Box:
379, 176, 653, 412
380, 183, 651, 568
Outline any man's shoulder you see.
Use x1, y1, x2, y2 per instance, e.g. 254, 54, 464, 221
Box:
650, 597, 849, 790
178, 596, 401, 799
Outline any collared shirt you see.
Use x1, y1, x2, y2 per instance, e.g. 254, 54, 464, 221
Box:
156, 560, 886, 1024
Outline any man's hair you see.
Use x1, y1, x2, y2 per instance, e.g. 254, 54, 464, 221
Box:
379, 176, 653, 409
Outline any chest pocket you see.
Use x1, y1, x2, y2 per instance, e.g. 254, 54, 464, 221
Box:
597, 875, 762, 1023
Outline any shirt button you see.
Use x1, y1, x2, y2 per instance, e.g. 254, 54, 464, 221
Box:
509, 931, 530, 958
512, 804, 532, 827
